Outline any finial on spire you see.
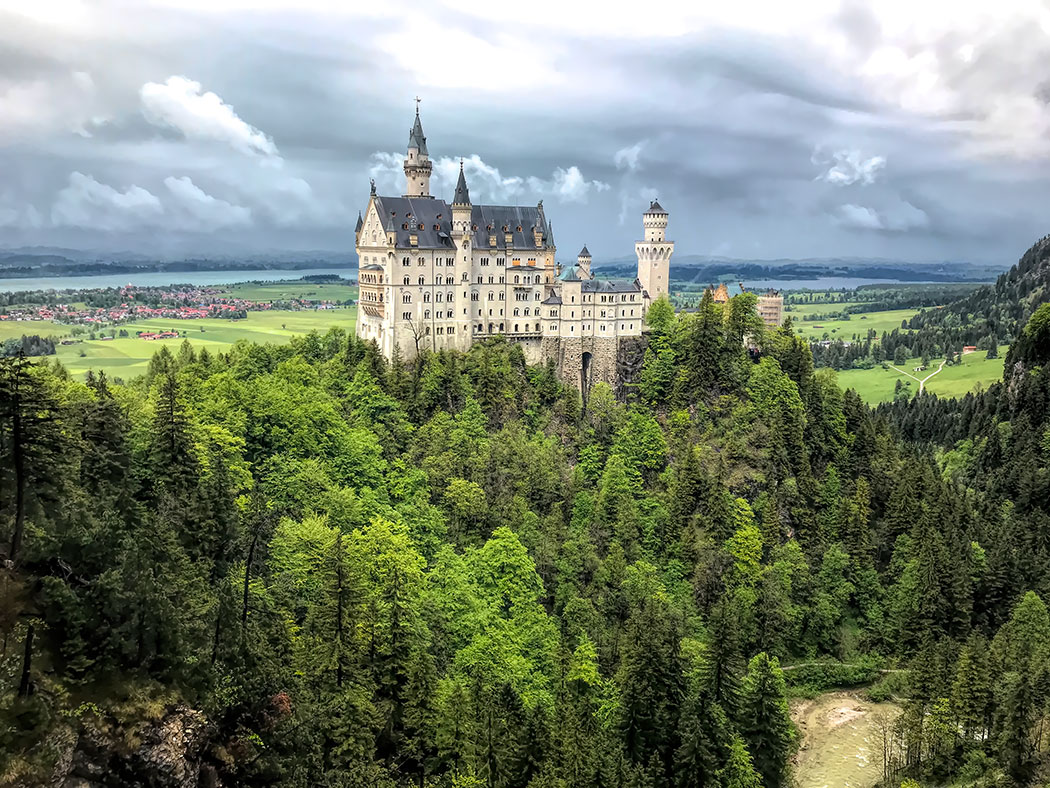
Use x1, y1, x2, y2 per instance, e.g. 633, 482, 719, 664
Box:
415, 95, 421, 114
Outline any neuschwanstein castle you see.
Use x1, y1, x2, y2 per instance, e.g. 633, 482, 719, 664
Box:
355, 106, 674, 391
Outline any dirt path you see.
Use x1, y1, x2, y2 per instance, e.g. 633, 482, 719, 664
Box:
791, 691, 902, 788
889, 358, 946, 394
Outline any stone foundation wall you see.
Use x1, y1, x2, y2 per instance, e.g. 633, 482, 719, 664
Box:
542, 335, 638, 395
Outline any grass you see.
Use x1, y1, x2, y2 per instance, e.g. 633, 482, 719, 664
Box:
223, 281, 358, 302
788, 306, 935, 340
0, 319, 69, 341
51, 308, 357, 381
836, 347, 1007, 405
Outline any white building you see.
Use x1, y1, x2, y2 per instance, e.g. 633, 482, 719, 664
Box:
355, 106, 673, 387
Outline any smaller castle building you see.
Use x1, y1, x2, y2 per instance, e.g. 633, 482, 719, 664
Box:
707, 282, 784, 328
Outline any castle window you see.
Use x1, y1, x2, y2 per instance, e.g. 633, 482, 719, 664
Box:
403, 312, 411, 321
514, 308, 519, 316
418, 276, 425, 285
462, 272, 468, 282
524, 308, 530, 316
488, 276, 494, 284
488, 291, 493, 300
514, 275, 520, 284
436, 275, 443, 285
498, 292, 505, 301
403, 276, 410, 285
499, 323, 504, 331
418, 223, 424, 230
446, 292, 453, 302
418, 257, 425, 266
436, 292, 443, 302
477, 276, 483, 283
403, 257, 410, 266
424, 310, 431, 319
535, 323, 540, 332
496, 257, 505, 266
424, 292, 431, 303
402, 294, 412, 304
471, 292, 479, 301
514, 324, 519, 332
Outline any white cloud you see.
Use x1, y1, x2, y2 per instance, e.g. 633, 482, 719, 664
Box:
614, 141, 646, 171
369, 152, 608, 204
814, 149, 886, 186
140, 76, 277, 156
163, 176, 251, 230
835, 200, 929, 232
51, 172, 163, 231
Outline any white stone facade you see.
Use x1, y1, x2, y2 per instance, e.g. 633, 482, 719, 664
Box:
355, 109, 674, 381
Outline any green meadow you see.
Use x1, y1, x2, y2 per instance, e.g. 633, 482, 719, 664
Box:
52, 308, 357, 381
836, 346, 1007, 404
787, 305, 936, 340
223, 280, 358, 302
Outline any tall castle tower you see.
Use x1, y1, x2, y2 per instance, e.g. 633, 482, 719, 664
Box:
635, 200, 673, 302
403, 101, 432, 198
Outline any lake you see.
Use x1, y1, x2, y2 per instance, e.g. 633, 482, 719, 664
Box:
0, 267, 351, 293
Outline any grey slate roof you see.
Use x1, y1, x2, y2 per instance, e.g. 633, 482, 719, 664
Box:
541, 288, 563, 305
371, 194, 553, 251
453, 164, 470, 206
582, 278, 643, 293
408, 111, 428, 155
578, 245, 591, 257
355, 212, 363, 233
646, 200, 667, 215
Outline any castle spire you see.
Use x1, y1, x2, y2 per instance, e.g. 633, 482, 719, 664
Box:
403, 99, 432, 198
453, 159, 471, 206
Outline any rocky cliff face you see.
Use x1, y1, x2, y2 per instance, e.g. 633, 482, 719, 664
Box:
48, 707, 219, 788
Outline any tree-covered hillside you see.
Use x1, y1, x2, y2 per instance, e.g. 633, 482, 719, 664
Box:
1, 286, 1048, 786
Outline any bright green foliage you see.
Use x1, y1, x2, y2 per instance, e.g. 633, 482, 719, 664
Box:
4, 286, 1050, 788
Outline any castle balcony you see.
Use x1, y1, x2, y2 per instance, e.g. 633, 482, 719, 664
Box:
362, 304, 385, 319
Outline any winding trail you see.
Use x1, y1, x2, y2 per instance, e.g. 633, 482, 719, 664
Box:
889, 358, 947, 394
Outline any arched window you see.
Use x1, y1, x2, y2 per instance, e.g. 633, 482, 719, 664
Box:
402, 293, 411, 304
514, 275, 520, 284
403, 276, 410, 285
513, 308, 520, 316
402, 256, 410, 266
488, 291, 494, 300
462, 272, 468, 282
514, 324, 519, 332
418, 257, 425, 266
447, 292, 453, 302
423, 292, 431, 303
436, 275, 443, 285
436, 292, 443, 302
418, 276, 425, 285
498, 292, 505, 301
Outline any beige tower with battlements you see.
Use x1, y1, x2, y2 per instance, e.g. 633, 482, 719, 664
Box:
403, 102, 433, 198
635, 201, 673, 304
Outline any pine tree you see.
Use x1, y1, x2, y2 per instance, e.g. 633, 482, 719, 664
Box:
742, 653, 795, 787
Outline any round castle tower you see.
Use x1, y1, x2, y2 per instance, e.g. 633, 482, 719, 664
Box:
635, 200, 673, 302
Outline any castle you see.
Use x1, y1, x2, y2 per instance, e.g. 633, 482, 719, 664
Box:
355, 105, 672, 390
706, 283, 784, 328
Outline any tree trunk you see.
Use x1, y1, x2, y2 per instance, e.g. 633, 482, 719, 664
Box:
17, 623, 34, 698
242, 530, 258, 632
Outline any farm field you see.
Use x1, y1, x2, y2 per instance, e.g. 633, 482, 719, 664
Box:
0, 318, 69, 341
788, 306, 936, 340
223, 280, 358, 302
51, 307, 357, 381
836, 346, 1007, 404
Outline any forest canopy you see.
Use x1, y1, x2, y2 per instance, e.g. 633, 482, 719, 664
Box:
1, 259, 1050, 787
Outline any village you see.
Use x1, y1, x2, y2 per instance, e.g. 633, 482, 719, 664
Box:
0, 283, 344, 336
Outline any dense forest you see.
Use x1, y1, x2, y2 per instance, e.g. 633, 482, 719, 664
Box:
1, 242, 1050, 786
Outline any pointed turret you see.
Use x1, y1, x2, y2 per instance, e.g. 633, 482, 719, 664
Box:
577, 245, 592, 278
408, 109, 428, 156
355, 211, 364, 233
403, 99, 433, 198
453, 160, 471, 206
451, 160, 472, 238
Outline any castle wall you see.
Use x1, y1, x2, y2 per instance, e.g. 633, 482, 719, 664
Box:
542, 335, 627, 393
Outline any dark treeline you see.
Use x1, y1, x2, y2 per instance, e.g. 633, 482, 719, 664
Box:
0, 284, 1048, 785
1, 335, 55, 358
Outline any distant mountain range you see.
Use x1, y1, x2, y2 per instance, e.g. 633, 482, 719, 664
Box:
0, 246, 1007, 282
593, 254, 1006, 283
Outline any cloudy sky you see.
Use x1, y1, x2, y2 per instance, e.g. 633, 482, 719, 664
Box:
2, 0, 1050, 263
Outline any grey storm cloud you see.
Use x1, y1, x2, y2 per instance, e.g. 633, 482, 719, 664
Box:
2, 0, 1050, 262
